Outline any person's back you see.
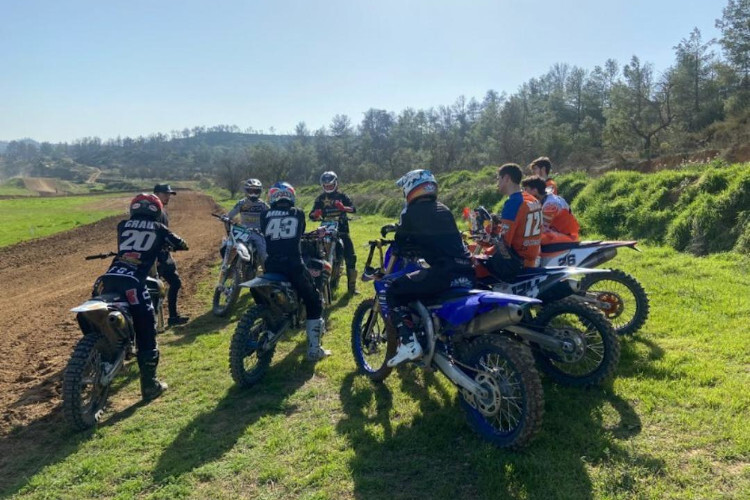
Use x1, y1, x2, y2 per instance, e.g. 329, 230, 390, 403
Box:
496, 190, 542, 268
262, 205, 306, 267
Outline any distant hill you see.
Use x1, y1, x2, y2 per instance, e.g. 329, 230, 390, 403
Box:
0, 138, 39, 154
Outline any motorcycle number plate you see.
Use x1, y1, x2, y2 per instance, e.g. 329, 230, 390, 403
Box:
231, 226, 252, 243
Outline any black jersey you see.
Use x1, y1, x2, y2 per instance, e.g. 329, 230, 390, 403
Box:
395, 198, 471, 269
261, 206, 306, 266
309, 192, 355, 233
105, 218, 186, 282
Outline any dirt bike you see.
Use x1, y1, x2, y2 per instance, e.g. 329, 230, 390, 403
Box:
351, 231, 545, 449
301, 228, 334, 305
63, 253, 168, 430
539, 240, 650, 336
470, 245, 620, 388
469, 206, 649, 336
229, 245, 325, 388
211, 214, 260, 317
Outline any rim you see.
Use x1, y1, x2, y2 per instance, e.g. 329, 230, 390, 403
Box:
545, 312, 605, 376
357, 307, 389, 372
473, 351, 526, 434
240, 316, 267, 374
587, 279, 635, 330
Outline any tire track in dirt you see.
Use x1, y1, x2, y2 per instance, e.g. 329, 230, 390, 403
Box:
0, 191, 225, 435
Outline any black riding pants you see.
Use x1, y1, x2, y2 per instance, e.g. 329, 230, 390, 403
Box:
157, 254, 182, 318
99, 276, 157, 353
265, 260, 323, 320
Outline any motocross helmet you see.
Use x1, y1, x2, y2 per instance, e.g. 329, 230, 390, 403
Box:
320, 171, 338, 193
396, 169, 438, 204
130, 193, 163, 220
268, 181, 296, 207
244, 178, 263, 200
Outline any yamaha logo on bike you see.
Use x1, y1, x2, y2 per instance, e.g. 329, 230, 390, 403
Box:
450, 276, 473, 288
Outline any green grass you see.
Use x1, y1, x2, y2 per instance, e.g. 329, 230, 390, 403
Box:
0, 194, 125, 248
0, 178, 36, 196
2, 214, 749, 499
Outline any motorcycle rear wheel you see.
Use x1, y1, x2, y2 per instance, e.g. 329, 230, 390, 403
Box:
62, 333, 112, 431
532, 297, 620, 387
580, 269, 649, 336
351, 298, 396, 382
212, 262, 242, 317
229, 306, 276, 388
458, 336, 544, 449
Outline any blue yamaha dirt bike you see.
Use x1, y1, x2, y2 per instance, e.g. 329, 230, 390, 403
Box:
350, 234, 545, 449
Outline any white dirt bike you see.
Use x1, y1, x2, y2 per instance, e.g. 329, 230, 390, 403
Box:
212, 214, 260, 317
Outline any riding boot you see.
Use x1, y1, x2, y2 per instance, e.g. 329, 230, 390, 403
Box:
347, 268, 359, 295
306, 318, 331, 361
387, 308, 423, 367
137, 349, 168, 401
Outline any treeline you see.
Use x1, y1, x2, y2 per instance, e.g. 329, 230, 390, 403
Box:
1, 1, 748, 191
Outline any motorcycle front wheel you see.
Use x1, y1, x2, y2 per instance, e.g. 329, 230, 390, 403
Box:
350, 298, 396, 382
580, 269, 650, 336
532, 297, 620, 387
212, 261, 242, 317
229, 305, 276, 388
62, 333, 112, 431
457, 336, 544, 449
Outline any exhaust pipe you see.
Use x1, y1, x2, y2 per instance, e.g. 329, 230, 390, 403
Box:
466, 304, 523, 336
108, 311, 126, 330
580, 247, 617, 268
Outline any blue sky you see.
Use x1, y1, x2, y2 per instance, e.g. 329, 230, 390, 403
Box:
0, 0, 725, 143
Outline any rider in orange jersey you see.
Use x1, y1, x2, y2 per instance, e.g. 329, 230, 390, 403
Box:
522, 176, 580, 245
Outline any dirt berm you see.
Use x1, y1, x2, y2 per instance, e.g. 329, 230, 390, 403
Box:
0, 191, 225, 435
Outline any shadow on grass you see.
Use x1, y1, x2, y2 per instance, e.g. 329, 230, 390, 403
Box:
0, 362, 141, 496
337, 363, 659, 500
165, 292, 253, 348
151, 343, 315, 483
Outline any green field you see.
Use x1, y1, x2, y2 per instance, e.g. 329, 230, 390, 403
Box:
2, 213, 748, 499
0, 195, 125, 248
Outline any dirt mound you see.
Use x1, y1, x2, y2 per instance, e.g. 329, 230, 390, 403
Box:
23, 177, 58, 194
0, 191, 225, 435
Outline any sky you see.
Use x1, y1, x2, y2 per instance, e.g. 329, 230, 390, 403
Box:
0, 0, 726, 143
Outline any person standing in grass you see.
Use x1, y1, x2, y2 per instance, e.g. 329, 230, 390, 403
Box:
153, 183, 188, 327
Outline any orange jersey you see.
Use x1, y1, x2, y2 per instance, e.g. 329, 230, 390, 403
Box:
545, 178, 558, 195
542, 194, 579, 239
496, 191, 542, 267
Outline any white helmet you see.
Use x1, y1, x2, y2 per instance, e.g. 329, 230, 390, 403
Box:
244, 178, 262, 200
396, 169, 438, 204
320, 171, 338, 193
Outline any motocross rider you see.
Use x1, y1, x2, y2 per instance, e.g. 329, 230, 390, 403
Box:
261, 182, 330, 361
95, 193, 188, 400
385, 169, 475, 367
528, 156, 558, 195
309, 171, 358, 294
153, 183, 188, 326
485, 163, 543, 282
521, 175, 580, 245
226, 178, 269, 265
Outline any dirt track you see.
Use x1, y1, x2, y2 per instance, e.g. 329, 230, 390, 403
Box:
0, 191, 224, 435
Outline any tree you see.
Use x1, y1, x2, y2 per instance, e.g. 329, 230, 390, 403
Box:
672, 28, 720, 131
214, 155, 244, 198
715, 0, 750, 83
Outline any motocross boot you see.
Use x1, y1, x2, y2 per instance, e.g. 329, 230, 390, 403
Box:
306, 318, 331, 361
347, 268, 360, 295
137, 349, 168, 401
387, 310, 423, 367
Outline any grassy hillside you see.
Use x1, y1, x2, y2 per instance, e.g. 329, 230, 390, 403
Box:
2, 214, 748, 499
319, 161, 749, 255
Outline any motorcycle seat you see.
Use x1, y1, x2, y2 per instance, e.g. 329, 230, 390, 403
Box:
422, 287, 475, 306
540, 240, 602, 253
93, 293, 125, 302
260, 273, 289, 282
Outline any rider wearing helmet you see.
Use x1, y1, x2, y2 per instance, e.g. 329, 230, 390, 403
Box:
309, 171, 359, 294
226, 178, 269, 264
521, 175, 580, 245
261, 182, 329, 361
95, 193, 188, 401
385, 170, 475, 367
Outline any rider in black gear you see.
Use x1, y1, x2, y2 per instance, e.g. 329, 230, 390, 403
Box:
309, 171, 359, 294
153, 183, 188, 326
261, 182, 329, 361
95, 193, 188, 400
385, 170, 475, 367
